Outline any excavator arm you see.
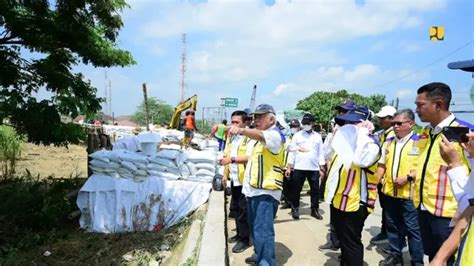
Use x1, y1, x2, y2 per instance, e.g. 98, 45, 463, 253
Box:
169, 95, 198, 129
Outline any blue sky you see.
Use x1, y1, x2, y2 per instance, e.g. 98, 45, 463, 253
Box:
77, 0, 474, 123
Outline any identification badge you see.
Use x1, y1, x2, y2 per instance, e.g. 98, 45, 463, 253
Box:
408, 147, 419, 156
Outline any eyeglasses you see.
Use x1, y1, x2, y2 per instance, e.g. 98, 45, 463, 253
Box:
392, 121, 410, 126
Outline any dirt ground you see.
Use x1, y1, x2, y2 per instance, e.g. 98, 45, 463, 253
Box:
16, 143, 88, 178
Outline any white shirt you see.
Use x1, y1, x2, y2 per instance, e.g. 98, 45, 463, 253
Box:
379, 132, 414, 181
229, 135, 243, 186
242, 125, 283, 202
325, 127, 380, 204
288, 130, 325, 171
421, 113, 456, 210
447, 158, 474, 221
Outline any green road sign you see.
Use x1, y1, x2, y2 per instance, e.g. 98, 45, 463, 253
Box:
223, 98, 238, 107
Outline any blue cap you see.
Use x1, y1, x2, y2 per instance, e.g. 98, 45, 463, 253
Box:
334, 106, 371, 126
336, 99, 356, 111
252, 104, 275, 115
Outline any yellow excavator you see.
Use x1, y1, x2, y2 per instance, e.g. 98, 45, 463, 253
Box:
169, 94, 198, 129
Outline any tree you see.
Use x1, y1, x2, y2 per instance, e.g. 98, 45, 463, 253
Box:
132, 98, 174, 126
0, 0, 135, 145
296, 90, 387, 131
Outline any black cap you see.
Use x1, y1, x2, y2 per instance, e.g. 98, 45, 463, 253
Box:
301, 113, 315, 124
289, 119, 300, 127
252, 104, 275, 115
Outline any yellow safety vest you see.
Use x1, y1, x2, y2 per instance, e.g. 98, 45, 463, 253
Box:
282, 135, 293, 169
249, 133, 285, 190
223, 135, 249, 183
414, 119, 472, 218
375, 128, 394, 145
382, 134, 419, 199
329, 141, 380, 213
455, 215, 474, 266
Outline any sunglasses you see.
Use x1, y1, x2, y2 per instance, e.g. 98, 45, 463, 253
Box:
392, 121, 410, 126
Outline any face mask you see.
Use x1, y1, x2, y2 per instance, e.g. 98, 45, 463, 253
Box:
303, 125, 312, 131
290, 128, 298, 134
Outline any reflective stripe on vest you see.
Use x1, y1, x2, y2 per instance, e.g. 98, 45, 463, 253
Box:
382, 134, 419, 199
414, 119, 472, 218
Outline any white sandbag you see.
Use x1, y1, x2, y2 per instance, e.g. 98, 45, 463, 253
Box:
157, 149, 188, 165
147, 164, 181, 176
135, 163, 148, 170
118, 167, 132, 175
90, 159, 120, 170
148, 157, 178, 169
90, 165, 106, 174
194, 163, 215, 172
118, 152, 149, 164
185, 162, 197, 176
179, 164, 190, 178
113, 136, 141, 152
159, 172, 180, 180
89, 150, 111, 163
133, 169, 148, 176
147, 163, 168, 172
121, 161, 138, 172
147, 170, 162, 176
196, 169, 215, 177
134, 176, 148, 182
186, 150, 217, 164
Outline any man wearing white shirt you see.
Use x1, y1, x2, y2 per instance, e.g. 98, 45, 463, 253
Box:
285, 113, 325, 220
227, 104, 285, 266
220, 110, 251, 253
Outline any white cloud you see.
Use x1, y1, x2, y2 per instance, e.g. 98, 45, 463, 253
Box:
396, 89, 415, 99
135, 0, 446, 83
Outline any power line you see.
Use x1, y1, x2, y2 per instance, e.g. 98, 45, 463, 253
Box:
371, 40, 474, 90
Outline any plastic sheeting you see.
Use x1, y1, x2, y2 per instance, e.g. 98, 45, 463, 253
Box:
77, 174, 212, 233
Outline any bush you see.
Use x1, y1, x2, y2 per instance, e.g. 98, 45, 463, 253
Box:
0, 176, 85, 259
0, 125, 25, 179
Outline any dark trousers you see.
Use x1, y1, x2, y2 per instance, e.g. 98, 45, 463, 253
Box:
288, 170, 320, 210
230, 182, 240, 215
418, 210, 455, 265
237, 192, 250, 242
319, 177, 326, 200
378, 183, 387, 236
281, 175, 290, 204
329, 204, 341, 247
332, 205, 369, 266
384, 196, 424, 265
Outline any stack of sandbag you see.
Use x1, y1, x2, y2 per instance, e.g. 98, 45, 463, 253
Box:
88, 147, 218, 183
184, 149, 218, 182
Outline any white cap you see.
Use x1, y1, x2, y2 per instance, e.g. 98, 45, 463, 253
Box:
375, 106, 397, 118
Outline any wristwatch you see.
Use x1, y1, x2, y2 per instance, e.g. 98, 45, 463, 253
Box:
231, 157, 236, 163
407, 174, 414, 182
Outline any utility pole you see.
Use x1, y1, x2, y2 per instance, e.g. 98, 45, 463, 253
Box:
180, 33, 187, 102
142, 83, 150, 131
395, 97, 399, 110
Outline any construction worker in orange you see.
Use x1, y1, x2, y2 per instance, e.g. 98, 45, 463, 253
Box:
183, 110, 197, 147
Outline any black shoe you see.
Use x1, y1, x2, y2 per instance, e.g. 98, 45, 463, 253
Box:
311, 209, 323, 220
245, 254, 257, 264
228, 235, 240, 243
291, 208, 299, 220
232, 240, 250, 253
281, 202, 291, 209
370, 232, 388, 244
379, 254, 403, 265
228, 211, 237, 219
318, 242, 340, 251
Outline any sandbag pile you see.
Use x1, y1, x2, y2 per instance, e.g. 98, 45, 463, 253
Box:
89, 147, 218, 183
